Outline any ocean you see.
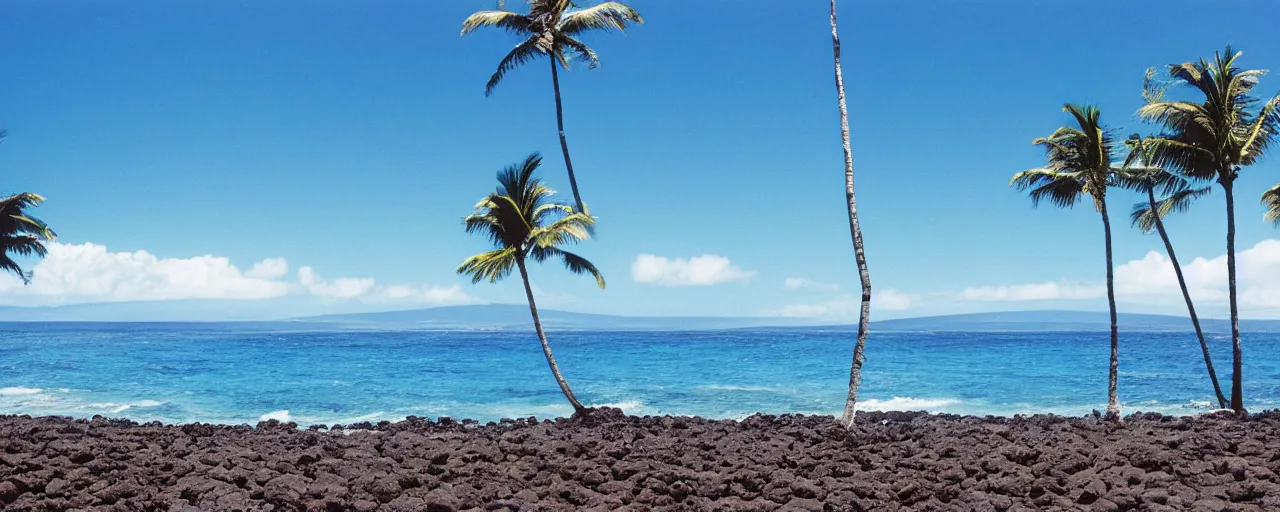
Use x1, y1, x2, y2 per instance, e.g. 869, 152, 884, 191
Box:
2, 323, 1278, 425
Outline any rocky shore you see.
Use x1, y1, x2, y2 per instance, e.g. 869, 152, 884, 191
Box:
2, 408, 1279, 511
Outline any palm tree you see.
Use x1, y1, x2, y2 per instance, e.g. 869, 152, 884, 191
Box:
1011, 104, 1122, 420
1, 192, 56, 285
1138, 47, 1280, 414
1121, 134, 1226, 409
828, 0, 873, 431
461, 1, 644, 213
458, 152, 605, 416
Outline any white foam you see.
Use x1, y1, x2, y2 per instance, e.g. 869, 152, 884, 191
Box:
856, 396, 962, 412
259, 410, 292, 422
135, 400, 164, 408
700, 384, 784, 393
0, 387, 43, 396
593, 401, 646, 414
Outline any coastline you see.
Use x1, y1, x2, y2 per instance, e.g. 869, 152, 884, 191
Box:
3, 409, 1279, 510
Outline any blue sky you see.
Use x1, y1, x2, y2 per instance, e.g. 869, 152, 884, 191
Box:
3, 0, 1280, 320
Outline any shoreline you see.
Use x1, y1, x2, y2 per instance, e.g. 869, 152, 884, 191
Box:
3, 409, 1280, 510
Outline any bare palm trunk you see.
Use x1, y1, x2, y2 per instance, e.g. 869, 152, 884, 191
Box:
1100, 199, 1120, 420
1147, 188, 1228, 409
1223, 177, 1244, 414
830, 0, 872, 430
517, 257, 587, 415
549, 58, 585, 213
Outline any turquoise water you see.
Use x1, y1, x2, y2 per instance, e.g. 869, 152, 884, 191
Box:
2, 324, 1279, 425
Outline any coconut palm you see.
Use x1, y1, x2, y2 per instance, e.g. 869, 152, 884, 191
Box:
1011, 104, 1122, 420
461, 1, 644, 213
827, 0, 873, 430
458, 153, 605, 415
1121, 134, 1225, 409
1, 192, 56, 285
1138, 47, 1280, 413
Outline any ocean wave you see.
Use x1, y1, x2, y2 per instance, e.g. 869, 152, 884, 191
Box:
857, 396, 962, 412
259, 410, 292, 423
699, 384, 784, 393
0, 387, 43, 396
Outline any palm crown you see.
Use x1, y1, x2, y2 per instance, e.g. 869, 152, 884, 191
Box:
1, 192, 57, 285
461, 0, 643, 96
1119, 134, 1212, 233
458, 153, 605, 287
1010, 104, 1117, 209
1137, 47, 1280, 181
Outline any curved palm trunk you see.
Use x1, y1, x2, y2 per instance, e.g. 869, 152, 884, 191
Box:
516, 257, 587, 415
1223, 178, 1244, 414
1147, 188, 1228, 409
830, 0, 872, 430
1100, 199, 1120, 420
549, 57, 585, 213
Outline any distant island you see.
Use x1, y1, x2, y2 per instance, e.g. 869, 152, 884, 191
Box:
4, 303, 1279, 333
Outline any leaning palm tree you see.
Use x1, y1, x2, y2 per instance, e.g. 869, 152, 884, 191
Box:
1138, 47, 1280, 413
461, 1, 644, 213
828, 0, 873, 431
1, 192, 56, 284
1011, 104, 1122, 420
1120, 134, 1226, 409
458, 152, 605, 416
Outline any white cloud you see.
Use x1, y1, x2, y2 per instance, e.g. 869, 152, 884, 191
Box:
784, 277, 840, 291
0, 242, 290, 305
631, 254, 754, 286
959, 239, 1280, 312
0, 242, 472, 307
246, 258, 289, 280
772, 289, 913, 319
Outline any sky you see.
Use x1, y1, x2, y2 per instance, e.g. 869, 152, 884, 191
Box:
3, 0, 1280, 321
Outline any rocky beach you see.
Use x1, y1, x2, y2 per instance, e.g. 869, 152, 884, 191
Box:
2, 409, 1279, 511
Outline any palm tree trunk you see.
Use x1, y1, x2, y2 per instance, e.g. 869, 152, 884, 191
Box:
1223, 177, 1244, 414
516, 257, 587, 415
830, 0, 872, 431
549, 57, 585, 213
1100, 198, 1120, 420
1148, 188, 1228, 409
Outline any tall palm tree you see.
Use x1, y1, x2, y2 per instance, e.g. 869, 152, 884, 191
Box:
1, 192, 56, 285
458, 152, 605, 416
828, 0, 872, 431
461, 1, 644, 213
1138, 47, 1280, 414
1121, 134, 1226, 409
1011, 104, 1122, 420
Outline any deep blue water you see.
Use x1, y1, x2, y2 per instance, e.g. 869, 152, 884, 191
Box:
2, 324, 1279, 425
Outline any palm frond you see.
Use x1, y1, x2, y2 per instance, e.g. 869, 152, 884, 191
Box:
529, 246, 605, 288
529, 211, 594, 249
1240, 92, 1280, 165
558, 2, 643, 35
0, 253, 31, 285
1010, 169, 1084, 209
457, 247, 519, 284
485, 37, 545, 96
1131, 185, 1212, 232
1264, 184, 1280, 226
461, 10, 533, 37
557, 35, 600, 69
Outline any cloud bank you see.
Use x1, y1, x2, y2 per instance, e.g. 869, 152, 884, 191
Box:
0, 242, 473, 307
960, 239, 1280, 312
